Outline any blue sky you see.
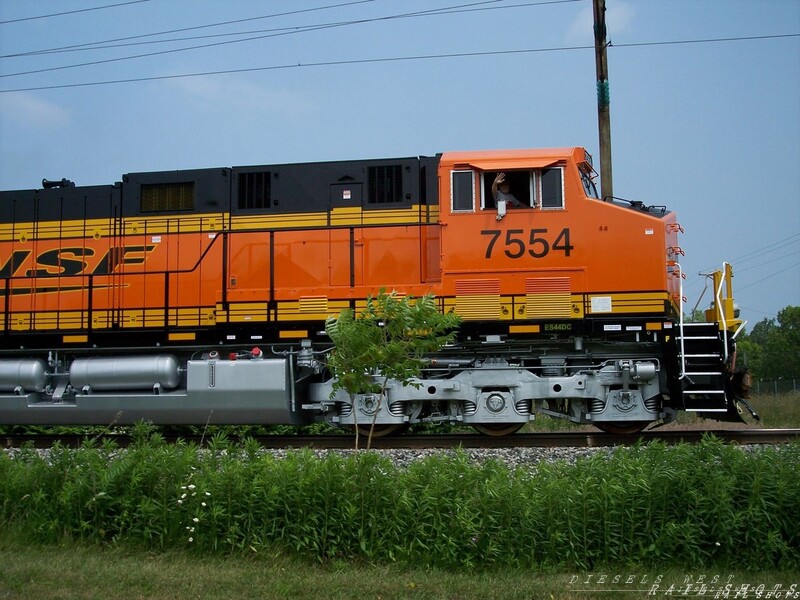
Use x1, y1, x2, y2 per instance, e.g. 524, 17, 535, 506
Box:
0, 0, 798, 330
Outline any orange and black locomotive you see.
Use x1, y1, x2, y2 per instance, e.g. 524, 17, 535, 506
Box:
0, 147, 750, 434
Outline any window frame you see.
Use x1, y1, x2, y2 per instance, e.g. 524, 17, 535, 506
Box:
480, 170, 537, 210
450, 170, 476, 213
580, 168, 599, 199
538, 167, 565, 210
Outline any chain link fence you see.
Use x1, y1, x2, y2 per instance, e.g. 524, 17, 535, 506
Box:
752, 379, 800, 396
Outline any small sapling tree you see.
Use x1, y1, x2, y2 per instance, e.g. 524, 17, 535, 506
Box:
324, 290, 461, 449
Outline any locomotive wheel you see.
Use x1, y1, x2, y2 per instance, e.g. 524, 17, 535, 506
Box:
594, 421, 649, 435
472, 423, 525, 436
355, 423, 410, 438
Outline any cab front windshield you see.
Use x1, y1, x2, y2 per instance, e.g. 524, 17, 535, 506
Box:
581, 168, 599, 199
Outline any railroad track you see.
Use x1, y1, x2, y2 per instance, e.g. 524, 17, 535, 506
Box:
3, 428, 799, 450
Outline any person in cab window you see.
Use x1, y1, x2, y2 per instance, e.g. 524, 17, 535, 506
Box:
492, 172, 524, 208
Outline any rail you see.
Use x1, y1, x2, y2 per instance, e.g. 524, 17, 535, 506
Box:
4, 429, 799, 450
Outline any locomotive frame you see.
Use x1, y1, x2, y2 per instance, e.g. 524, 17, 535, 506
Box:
0, 147, 749, 434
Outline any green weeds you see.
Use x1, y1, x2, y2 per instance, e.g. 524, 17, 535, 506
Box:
749, 392, 800, 428
1, 432, 797, 571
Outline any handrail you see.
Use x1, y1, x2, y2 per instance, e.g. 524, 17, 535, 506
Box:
715, 262, 730, 363
675, 261, 686, 380
0, 228, 225, 284
0, 220, 441, 283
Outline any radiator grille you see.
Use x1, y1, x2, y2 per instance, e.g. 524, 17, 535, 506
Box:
238, 171, 272, 210
299, 296, 328, 313
525, 277, 572, 318
456, 279, 501, 320
141, 182, 194, 212
368, 165, 403, 204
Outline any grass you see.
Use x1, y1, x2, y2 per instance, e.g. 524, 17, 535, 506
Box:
1, 396, 798, 597
1, 432, 798, 572
748, 392, 800, 428
0, 428, 798, 598
0, 537, 797, 600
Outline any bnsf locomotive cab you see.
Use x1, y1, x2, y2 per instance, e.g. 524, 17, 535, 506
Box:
0, 147, 748, 434
437, 147, 681, 323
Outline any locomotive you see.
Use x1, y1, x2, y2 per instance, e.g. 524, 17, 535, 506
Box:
0, 147, 750, 435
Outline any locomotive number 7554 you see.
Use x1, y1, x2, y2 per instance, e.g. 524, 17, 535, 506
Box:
480, 228, 573, 259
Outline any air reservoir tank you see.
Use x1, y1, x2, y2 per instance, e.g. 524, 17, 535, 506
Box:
70, 355, 181, 391
0, 359, 50, 392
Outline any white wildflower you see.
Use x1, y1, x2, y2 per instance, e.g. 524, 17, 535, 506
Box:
193, 517, 199, 523
201, 502, 207, 507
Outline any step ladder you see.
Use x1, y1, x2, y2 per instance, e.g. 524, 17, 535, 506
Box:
676, 322, 729, 412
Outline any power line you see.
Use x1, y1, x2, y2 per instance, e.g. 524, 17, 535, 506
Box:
0, 0, 533, 76
733, 250, 800, 275
0, 0, 503, 60
0, 45, 591, 93
686, 253, 799, 320
0, 0, 152, 25
694, 232, 800, 277
1, 0, 574, 59
730, 233, 800, 266
689, 247, 798, 314
2, 33, 798, 94
10, 23, 379, 57
0, 1, 501, 77
735, 305, 776, 319
736, 261, 800, 292
611, 33, 800, 49
0, 0, 379, 64
688, 232, 800, 275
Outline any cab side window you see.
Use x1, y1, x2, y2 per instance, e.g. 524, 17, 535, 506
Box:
540, 168, 564, 209
451, 170, 475, 212
482, 171, 533, 209
454, 167, 566, 213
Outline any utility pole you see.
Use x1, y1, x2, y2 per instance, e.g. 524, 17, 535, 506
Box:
593, 0, 613, 201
